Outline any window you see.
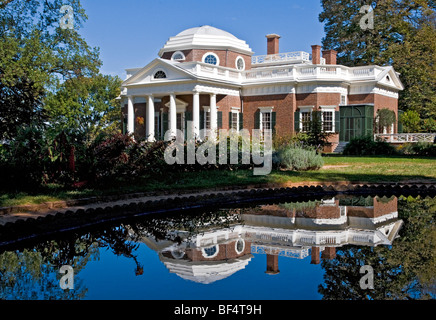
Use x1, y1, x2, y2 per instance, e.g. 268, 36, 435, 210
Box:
258, 107, 274, 139
202, 245, 219, 258
203, 52, 219, 65
320, 106, 336, 133
235, 56, 245, 70
230, 111, 239, 131
322, 111, 333, 132
301, 111, 311, 132
171, 51, 185, 61
154, 112, 161, 138
340, 94, 347, 105
153, 70, 166, 79
176, 112, 185, 132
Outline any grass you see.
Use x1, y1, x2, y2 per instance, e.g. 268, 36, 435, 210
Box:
1, 155, 435, 207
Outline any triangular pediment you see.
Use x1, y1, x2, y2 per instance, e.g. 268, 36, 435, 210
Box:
376, 66, 404, 91
122, 58, 195, 86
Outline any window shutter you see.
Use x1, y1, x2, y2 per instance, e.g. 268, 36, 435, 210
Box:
294, 111, 300, 132
239, 112, 243, 130
271, 112, 277, 134
335, 111, 340, 133
311, 111, 322, 131
217, 111, 222, 129
185, 112, 192, 140
200, 111, 204, 130
163, 113, 169, 135
254, 111, 260, 130
229, 112, 232, 130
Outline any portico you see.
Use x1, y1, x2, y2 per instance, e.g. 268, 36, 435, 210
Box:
124, 90, 223, 141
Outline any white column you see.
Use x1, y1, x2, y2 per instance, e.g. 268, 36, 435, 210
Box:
169, 93, 177, 139
210, 93, 217, 139
127, 95, 135, 135
146, 95, 155, 142
193, 91, 200, 139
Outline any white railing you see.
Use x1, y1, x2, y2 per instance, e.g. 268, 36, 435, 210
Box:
252, 51, 310, 65
375, 133, 436, 143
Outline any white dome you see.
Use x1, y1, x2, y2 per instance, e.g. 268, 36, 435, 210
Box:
158, 25, 253, 57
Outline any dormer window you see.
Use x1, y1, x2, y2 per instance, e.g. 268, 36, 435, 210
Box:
203, 52, 219, 65
153, 70, 167, 79
171, 51, 185, 61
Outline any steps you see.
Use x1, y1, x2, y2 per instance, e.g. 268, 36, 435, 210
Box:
333, 142, 348, 154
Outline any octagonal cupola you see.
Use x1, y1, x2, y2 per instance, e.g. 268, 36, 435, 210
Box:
158, 25, 253, 70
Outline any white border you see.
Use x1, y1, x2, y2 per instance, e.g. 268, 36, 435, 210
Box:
202, 52, 220, 66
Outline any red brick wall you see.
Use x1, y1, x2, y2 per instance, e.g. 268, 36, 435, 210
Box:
162, 49, 252, 70
243, 94, 296, 136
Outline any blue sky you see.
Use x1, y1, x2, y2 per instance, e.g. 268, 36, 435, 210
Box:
79, 0, 325, 79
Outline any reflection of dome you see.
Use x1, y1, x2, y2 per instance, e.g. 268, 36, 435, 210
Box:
161, 254, 253, 284
158, 25, 253, 57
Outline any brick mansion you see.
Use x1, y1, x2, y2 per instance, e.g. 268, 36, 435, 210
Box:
119, 25, 404, 151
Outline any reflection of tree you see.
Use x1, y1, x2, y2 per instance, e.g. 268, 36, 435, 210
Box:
0, 207, 242, 299
319, 196, 436, 300
0, 236, 99, 300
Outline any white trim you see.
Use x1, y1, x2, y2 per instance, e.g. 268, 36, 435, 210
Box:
202, 52, 220, 66
230, 109, 239, 131
298, 106, 314, 132
258, 106, 274, 113
234, 239, 245, 254
320, 106, 336, 133
171, 51, 186, 61
235, 56, 245, 71
201, 245, 219, 258
152, 68, 167, 80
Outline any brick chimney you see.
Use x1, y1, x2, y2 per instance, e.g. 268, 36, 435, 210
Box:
321, 247, 337, 260
266, 34, 280, 55
311, 45, 322, 65
265, 254, 280, 275
322, 49, 338, 65
310, 247, 321, 264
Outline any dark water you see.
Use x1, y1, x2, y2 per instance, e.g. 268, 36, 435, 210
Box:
0, 194, 434, 300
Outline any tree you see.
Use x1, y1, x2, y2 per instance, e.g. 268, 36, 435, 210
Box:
45, 74, 123, 143
0, 0, 101, 140
319, 0, 436, 120
400, 109, 421, 132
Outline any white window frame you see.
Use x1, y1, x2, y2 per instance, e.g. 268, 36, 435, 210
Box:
202, 52, 220, 66
340, 94, 347, 105
320, 106, 336, 133
230, 109, 239, 131
171, 51, 186, 61
258, 107, 273, 138
235, 56, 245, 71
299, 106, 314, 132
152, 68, 167, 80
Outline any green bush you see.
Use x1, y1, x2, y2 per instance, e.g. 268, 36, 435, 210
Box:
343, 135, 397, 156
400, 142, 436, 156
275, 144, 324, 171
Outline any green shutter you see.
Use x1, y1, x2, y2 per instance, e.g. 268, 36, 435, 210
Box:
163, 113, 168, 136
254, 111, 260, 130
271, 112, 276, 134
218, 111, 222, 129
239, 112, 243, 130
311, 111, 322, 131
200, 111, 204, 130
294, 111, 300, 132
229, 112, 233, 130
185, 112, 192, 140
335, 111, 340, 133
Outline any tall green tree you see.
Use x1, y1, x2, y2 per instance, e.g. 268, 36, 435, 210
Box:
319, 0, 436, 120
45, 74, 123, 143
0, 0, 101, 140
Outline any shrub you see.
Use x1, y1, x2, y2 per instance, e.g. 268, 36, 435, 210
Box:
400, 142, 436, 156
275, 144, 324, 171
343, 135, 397, 156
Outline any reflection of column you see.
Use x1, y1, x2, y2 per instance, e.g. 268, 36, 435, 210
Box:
321, 247, 336, 260
169, 93, 177, 139
310, 247, 320, 264
265, 254, 280, 275
127, 95, 134, 135
210, 93, 217, 139
193, 91, 200, 139
146, 95, 155, 142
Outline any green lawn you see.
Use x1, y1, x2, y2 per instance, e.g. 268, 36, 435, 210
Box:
1, 155, 435, 207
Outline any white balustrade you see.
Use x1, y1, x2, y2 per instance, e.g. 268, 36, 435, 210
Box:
375, 133, 436, 143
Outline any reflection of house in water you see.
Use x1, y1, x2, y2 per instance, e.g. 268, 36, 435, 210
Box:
135, 196, 403, 284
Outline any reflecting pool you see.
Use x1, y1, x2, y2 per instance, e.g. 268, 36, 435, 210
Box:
0, 194, 435, 300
